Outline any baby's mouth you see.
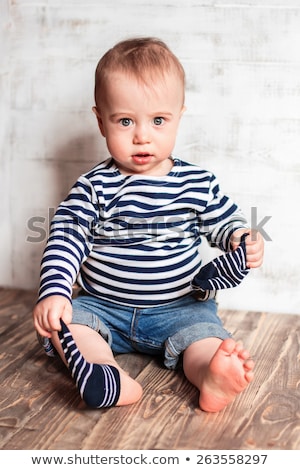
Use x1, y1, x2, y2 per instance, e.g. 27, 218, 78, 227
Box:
132, 153, 152, 164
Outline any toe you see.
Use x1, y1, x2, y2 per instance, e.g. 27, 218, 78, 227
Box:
219, 338, 236, 355
244, 358, 255, 371
245, 370, 254, 383
238, 349, 251, 361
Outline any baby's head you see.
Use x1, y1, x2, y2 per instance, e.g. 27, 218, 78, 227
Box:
94, 37, 185, 109
93, 38, 186, 176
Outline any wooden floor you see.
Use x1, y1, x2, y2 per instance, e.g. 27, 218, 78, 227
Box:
0, 287, 300, 450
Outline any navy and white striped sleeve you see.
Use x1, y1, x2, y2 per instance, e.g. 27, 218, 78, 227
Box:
199, 173, 249, 252
38, 176, 99, 302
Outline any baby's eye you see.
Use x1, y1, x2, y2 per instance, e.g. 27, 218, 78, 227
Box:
120, 118, 133, 127
153, 117, 165, 126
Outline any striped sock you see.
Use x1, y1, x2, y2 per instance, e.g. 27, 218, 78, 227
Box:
192, 234, 250, 298
58, 320, 120, 408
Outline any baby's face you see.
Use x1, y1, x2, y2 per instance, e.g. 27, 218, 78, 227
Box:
94, 71, 185, 176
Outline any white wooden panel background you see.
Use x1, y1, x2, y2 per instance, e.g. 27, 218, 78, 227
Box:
1, 0, 300, 314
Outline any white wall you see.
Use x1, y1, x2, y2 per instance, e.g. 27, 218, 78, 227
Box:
1, 0, 300, 314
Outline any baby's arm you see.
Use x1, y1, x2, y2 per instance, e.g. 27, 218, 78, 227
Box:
230, 229, 264, 268
33, 295, 72, 337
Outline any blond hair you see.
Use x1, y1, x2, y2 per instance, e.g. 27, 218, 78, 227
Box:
94, 37, 185, 107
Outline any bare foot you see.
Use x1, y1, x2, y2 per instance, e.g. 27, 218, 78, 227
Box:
199, 338, 254, 413
116, 369, 143, 406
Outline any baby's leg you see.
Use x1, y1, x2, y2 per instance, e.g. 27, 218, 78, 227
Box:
183, 337, 254, 412
51, 321, 142, 408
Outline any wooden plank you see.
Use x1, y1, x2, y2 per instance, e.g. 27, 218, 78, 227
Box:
0, 289, 300, 450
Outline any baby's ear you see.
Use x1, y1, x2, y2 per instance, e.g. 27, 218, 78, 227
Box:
92, 106, 106, 137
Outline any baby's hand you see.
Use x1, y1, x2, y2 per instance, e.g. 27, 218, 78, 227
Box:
230, 229, 264, 269
33, 295, 72, 337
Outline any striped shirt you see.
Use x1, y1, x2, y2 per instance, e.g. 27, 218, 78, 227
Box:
38, 157, 248, 307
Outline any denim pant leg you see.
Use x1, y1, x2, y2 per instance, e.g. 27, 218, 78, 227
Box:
163, 296, 231, 369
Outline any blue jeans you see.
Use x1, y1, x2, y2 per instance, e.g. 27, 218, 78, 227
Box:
71, 293, 230, 369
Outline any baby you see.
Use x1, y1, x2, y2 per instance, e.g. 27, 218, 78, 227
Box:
33, 37, 264, 412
